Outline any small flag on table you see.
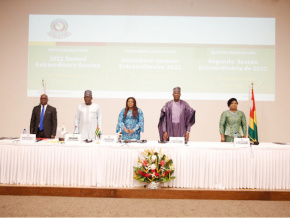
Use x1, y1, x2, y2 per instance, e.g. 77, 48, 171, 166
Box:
95, 126, 101, 137
248, 85, 258, 143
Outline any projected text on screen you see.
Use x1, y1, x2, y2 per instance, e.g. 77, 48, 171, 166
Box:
28, 15, 275, 100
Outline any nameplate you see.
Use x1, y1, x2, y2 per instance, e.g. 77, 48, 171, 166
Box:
234, 138, 250, 147
65, 134, 82, 144
169, 137, 185, 144
101, 135, 117, 144
20, 134, 36, 143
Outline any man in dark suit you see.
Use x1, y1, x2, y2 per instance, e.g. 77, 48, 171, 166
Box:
30, 94, 57, 138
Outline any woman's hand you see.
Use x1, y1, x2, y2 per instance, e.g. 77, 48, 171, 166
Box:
124, 127, 129, 133
128, 129, 135, 135
221, 134, 225, 142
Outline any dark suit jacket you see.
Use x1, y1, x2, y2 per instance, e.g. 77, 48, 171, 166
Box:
30, 104, 57, 138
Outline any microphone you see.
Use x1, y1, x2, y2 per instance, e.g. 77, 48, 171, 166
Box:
118, 132, 122, 143
74, 126, 78, 134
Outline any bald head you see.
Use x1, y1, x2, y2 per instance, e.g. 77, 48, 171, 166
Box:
40, 94, 48, 106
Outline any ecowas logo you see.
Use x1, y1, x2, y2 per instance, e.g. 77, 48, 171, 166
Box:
47, 18, 71, 39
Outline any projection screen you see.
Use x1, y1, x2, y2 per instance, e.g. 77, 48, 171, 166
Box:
28, 15, 275, 101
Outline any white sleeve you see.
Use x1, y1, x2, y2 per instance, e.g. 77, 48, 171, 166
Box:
74, 106, 80, 133
97, 106, 102, 131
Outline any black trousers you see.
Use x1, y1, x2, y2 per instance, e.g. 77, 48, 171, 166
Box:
36, 128, 45, 138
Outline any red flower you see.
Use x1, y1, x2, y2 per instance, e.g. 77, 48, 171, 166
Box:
155, 172, 160, 177
143, 160, 148, 166
138, 169, 145, 177
145, 174, 151, 177
151, 169, 155, 173
164, 170, 171, 176
159, 160, 165, 167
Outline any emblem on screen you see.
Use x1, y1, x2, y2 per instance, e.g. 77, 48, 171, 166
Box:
47, 18, 71, 39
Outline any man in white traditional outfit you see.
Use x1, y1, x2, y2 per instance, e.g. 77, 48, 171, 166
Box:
74, 90, 102, 141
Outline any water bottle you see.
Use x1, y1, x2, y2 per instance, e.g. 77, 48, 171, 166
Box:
234, 132, 237, 138
23, 129, 27, 134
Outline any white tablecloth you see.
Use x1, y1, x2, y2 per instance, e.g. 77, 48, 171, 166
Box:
0, 140, 289, 189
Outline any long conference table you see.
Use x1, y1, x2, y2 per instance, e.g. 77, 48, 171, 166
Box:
0, 139, 289, 189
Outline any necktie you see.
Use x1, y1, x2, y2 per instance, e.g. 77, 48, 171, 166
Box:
39, 106, 45, 131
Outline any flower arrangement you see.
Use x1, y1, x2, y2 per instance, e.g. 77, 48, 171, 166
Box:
133, 148, 175, 183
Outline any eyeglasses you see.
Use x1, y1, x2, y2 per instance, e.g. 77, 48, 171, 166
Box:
40, 98, 47, 100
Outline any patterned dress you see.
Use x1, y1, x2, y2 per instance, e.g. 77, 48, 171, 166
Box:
219, 110, 247, 142
116, 108, 144, 140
